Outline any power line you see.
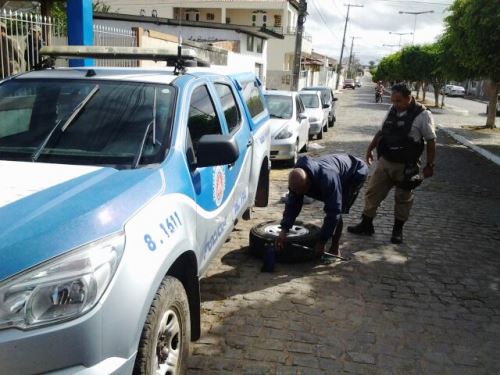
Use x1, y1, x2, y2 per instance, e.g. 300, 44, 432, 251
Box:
370, 0, 451, 5
335, 3, 363, 89
309, 0, 342, 43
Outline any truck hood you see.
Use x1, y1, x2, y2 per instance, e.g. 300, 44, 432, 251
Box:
269, 118, 293, 137
0, 161, 164, 282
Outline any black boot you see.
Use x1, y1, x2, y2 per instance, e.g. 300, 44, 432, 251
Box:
391, 219, 405, 244
347, 214, 374, 235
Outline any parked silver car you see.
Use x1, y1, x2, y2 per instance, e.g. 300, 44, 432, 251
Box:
264, 90, 310, 166
301, 86, 338, 127
443, 84, 465, 97
299, 91, 328, 140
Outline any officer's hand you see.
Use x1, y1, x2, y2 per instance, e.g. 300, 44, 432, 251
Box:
423, 165, 434, 178
276, 231, 287, 252
314, 241, 325, 257
366, 150, 374, 165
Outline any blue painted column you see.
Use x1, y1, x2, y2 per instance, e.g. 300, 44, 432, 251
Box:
67, 0, 93, 66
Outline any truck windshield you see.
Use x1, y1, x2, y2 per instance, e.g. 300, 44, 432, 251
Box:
0, 79, 175, 168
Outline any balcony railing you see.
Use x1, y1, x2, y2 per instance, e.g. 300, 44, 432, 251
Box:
262, 26, 312, 41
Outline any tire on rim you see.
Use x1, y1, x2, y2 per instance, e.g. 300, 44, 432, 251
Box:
317, 127, 323, 140
134, 276, 190, 375
249, 220, 321, 263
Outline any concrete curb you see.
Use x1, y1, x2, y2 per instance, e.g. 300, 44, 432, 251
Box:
430, 106, 469, 116
437, 125, 500, 166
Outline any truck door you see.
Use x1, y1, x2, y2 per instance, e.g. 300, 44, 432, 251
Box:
186, 84, 232, 273
211, 81, 252, 222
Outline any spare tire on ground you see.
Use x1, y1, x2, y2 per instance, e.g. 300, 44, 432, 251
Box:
249, 220, 321, 263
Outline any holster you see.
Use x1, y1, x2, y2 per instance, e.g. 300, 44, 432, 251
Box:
396, 162, 423, 191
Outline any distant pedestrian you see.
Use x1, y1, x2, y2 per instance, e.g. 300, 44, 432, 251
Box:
1, 21, 22, 79
24, 25, 43, 69
347, 83, 436, 243
277, 153, 368, 258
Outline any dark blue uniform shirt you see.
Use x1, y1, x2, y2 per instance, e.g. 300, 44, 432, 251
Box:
281, 153, 367, 242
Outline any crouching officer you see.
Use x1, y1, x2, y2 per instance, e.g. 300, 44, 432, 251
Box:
277, 153, 368, 257
347, 83, 436, 243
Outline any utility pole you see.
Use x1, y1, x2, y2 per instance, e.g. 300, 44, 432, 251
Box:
335, 3, 363, 90
291, 0, 307, 91
389, 31, 413, 47
347, 36, 359, 78
398, 10, 434, 44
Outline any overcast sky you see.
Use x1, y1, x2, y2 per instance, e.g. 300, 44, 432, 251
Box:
305, 0, 453, 64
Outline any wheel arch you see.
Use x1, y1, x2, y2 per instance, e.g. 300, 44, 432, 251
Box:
167, 250, 201, 341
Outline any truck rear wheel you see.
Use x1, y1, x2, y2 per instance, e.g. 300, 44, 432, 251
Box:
134, 276, 191, 375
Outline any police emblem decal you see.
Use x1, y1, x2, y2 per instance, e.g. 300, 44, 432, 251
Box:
213, 166, 226, 207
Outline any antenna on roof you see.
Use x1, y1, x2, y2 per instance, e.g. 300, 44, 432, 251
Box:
173, 35, 185, 75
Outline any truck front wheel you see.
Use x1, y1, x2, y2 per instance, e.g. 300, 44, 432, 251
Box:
134, 276, 191, 375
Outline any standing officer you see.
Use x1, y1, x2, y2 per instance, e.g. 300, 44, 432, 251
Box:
347, 83, 436, 243
277, 153, 368, 258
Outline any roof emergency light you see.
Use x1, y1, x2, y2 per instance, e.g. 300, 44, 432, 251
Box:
39, 45, 209, 72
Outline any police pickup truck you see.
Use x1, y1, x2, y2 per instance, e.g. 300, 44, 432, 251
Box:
0, 46, 270, 374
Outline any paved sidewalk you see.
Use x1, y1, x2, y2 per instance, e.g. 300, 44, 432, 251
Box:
411, 91, 500, 163
187, 85, 500, 375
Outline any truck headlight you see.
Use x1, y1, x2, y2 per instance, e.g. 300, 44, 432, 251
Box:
0, 233, 125, 330
275, 128, 293, 139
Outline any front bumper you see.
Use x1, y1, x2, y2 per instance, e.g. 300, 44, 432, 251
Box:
308, 121, 322, 135
270, 139, 297, 160
0, 306, 136, 375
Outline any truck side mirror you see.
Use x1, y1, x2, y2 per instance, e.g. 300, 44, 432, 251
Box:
195, 134, 240, 168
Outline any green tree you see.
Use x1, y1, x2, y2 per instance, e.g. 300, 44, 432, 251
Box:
421, 43, 447, 108
444, 0, 499, 128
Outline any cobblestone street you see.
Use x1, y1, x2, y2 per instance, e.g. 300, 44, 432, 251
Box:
188, 82, 500, 374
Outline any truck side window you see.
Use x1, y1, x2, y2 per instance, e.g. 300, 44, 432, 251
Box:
214, 83, 240, 133
242, 80, 265, 119
187, 85, 222, 150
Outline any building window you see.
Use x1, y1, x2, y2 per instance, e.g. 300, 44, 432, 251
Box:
256, 38, 263, 53
247, 35, 254, 52
263, 15, 267, 23
196, 13, 199, 21
274, 15, 282, 27
206, 13, 215, 21
252, 14, 256, 22
226, 17, 231, 23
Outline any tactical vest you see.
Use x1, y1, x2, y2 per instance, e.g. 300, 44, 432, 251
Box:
377, 100, 425, 163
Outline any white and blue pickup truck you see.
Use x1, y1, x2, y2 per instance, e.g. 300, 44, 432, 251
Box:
0, 49, 271, 374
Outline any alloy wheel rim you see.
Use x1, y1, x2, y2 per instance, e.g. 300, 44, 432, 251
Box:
264, 224, 309, 237
153, 308, 181, 375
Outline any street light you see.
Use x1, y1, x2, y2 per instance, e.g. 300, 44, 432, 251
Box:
398, 10, 434, 44
389, 31, 414, 47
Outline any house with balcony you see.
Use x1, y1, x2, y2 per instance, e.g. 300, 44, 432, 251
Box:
104, 0, 315, 90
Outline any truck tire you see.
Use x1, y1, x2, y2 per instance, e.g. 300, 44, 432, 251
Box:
255, 159, 269, 207
134, 276, 191, 375
249, 220, 321, 263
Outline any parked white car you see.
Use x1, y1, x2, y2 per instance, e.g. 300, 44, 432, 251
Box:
264, 90, 310, 166
299, 91, 328, 140
443, 84, 465, 97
